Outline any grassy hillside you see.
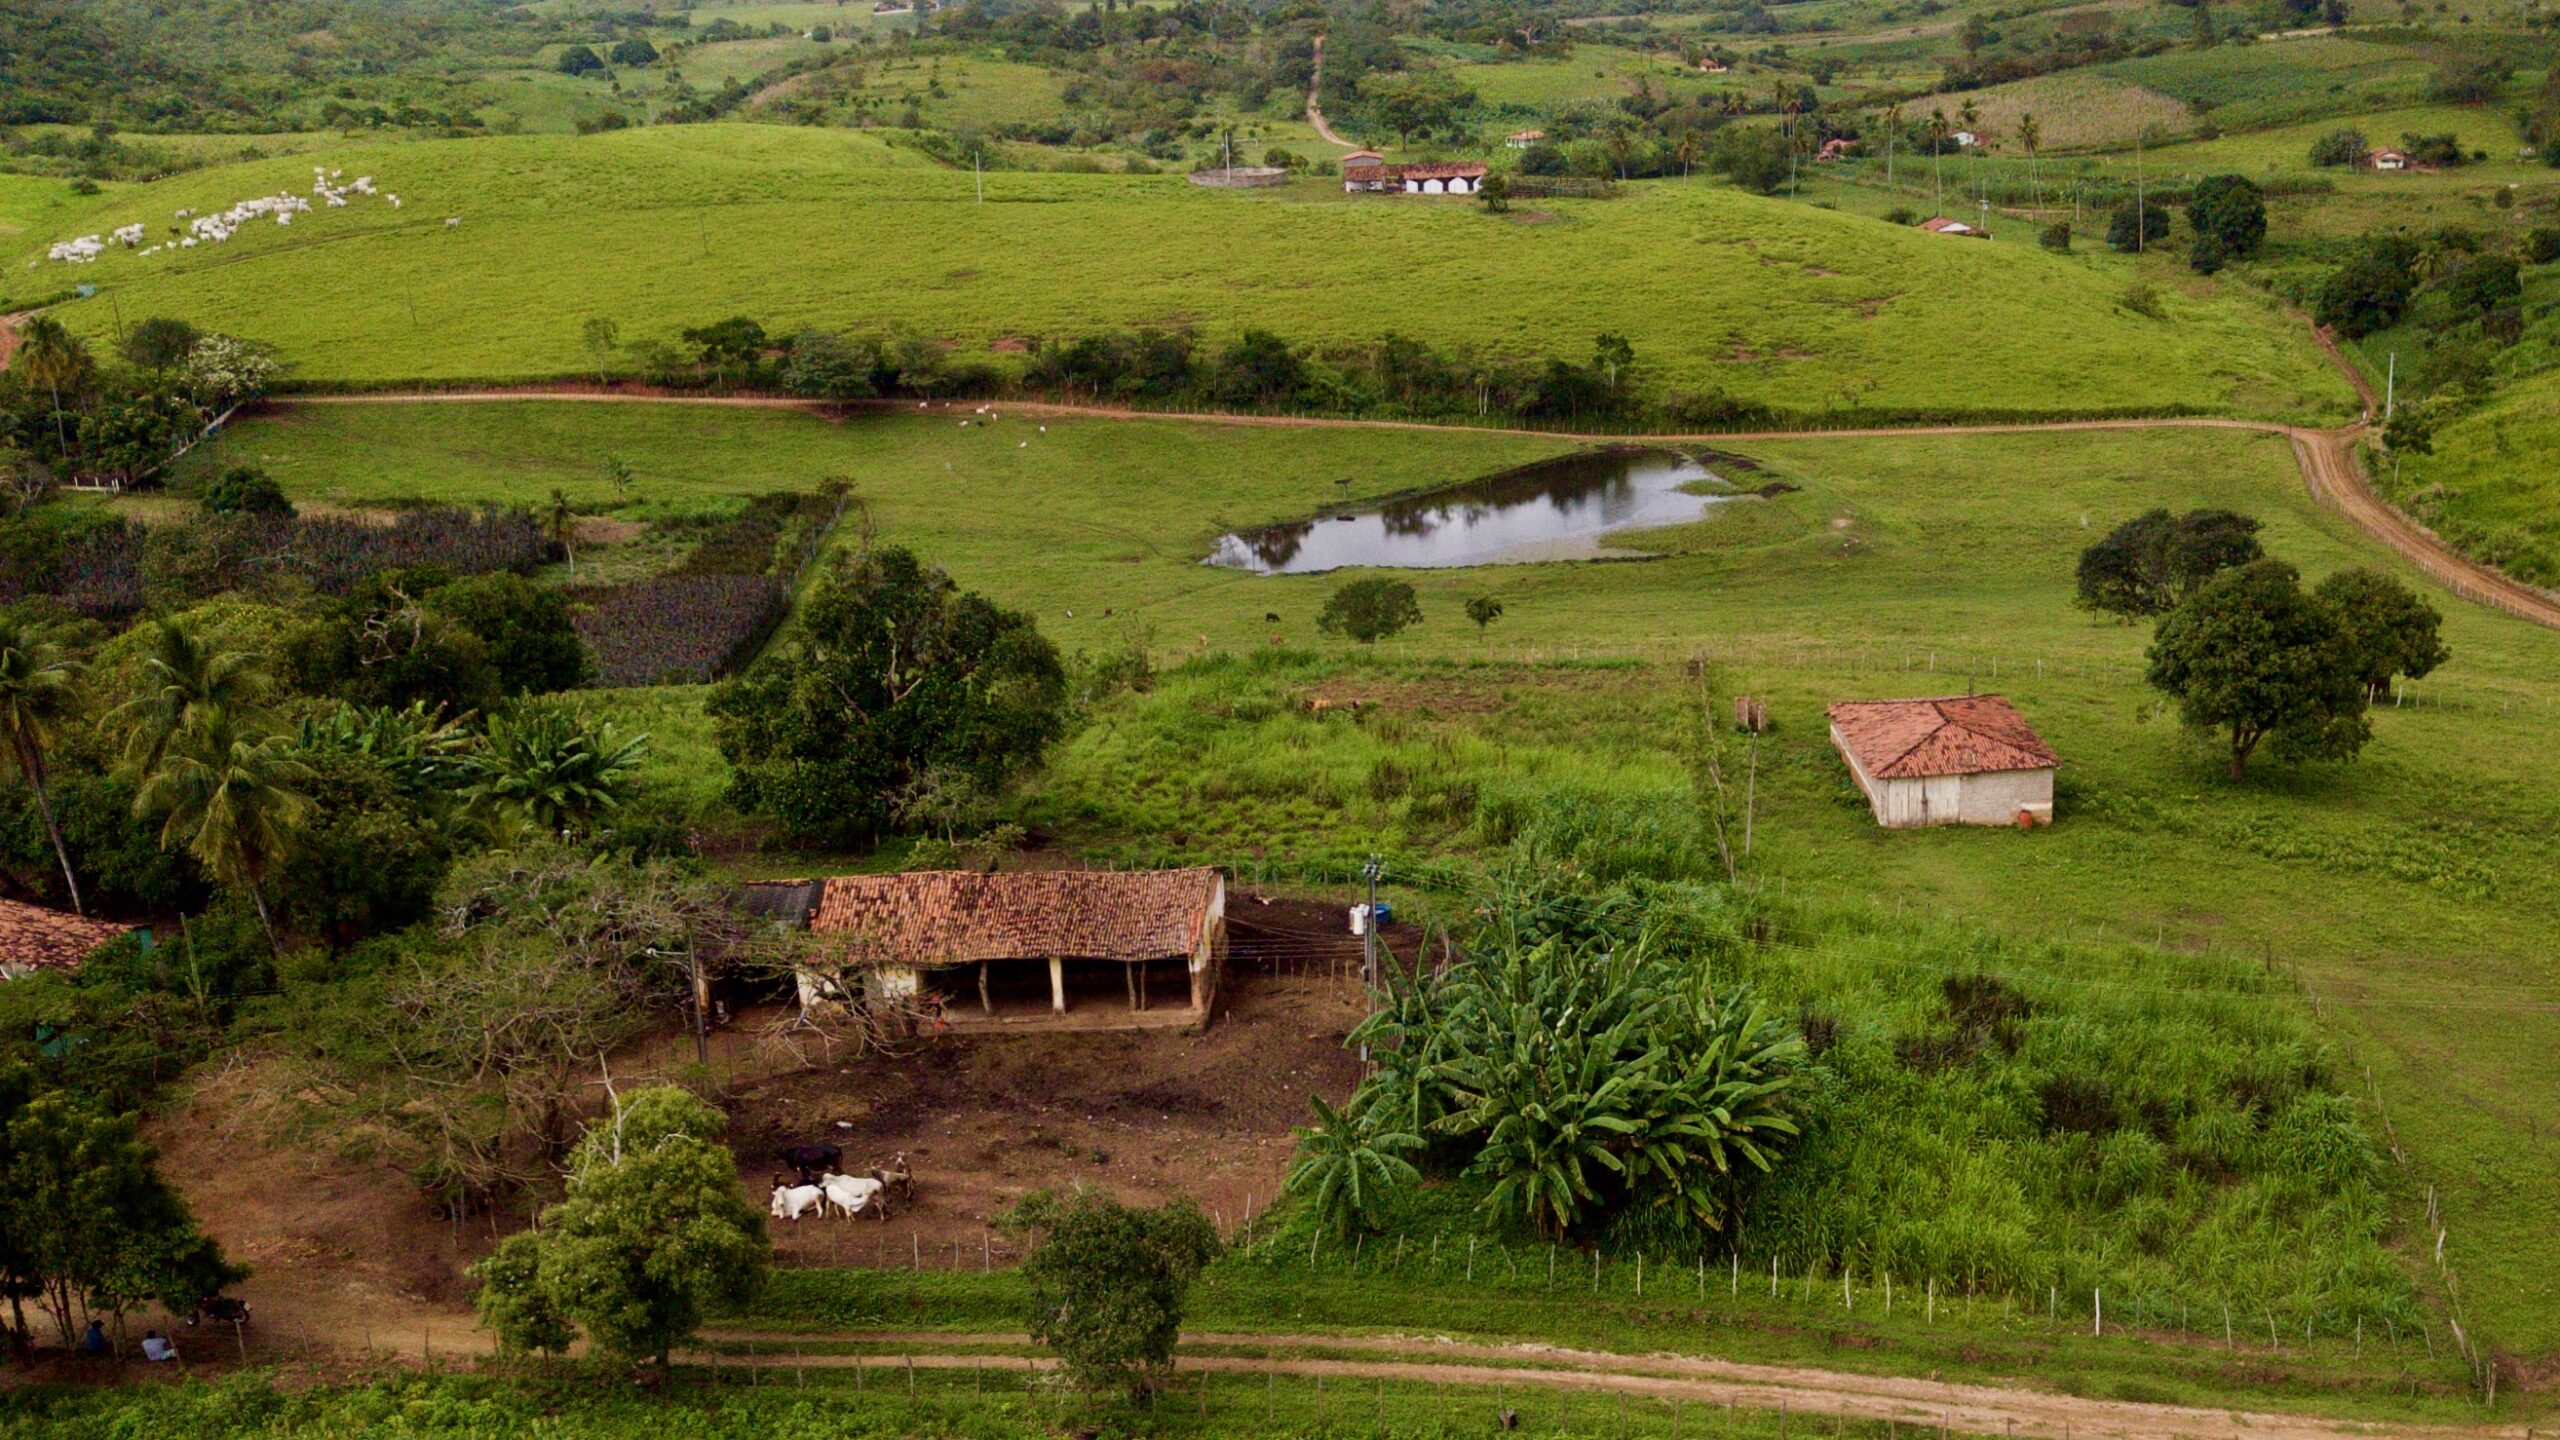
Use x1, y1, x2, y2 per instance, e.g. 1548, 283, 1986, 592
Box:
2380, 367, 2560, 589
3, 126, 2354, 420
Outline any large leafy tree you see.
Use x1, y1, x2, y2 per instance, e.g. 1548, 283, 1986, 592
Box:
710, 545, 1066, 846
1317, 578, 1423, 644
2314, 568, 2448, 698
0, 618, 87, 914
2185, 174, 2267, 259
1003, 1188, 1219, 1398
424, 573, 591, 695
2145, 559, 2370, 780
471, 1086, 766, 1367
2076, 508, 2264, 619
1, 1087, 240, 1349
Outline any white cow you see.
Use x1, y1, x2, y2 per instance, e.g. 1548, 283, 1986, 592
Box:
819, 1172, 887, 1221
769, 1182, 826, 1221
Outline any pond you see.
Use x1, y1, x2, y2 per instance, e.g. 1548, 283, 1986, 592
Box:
1204, 448, 1739, 575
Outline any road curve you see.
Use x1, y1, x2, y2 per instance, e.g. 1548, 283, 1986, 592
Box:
686, 1329, 2525, 1440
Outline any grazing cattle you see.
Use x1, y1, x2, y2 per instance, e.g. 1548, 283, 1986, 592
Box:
820, 1172, 886, 1220
769, 1181, 827, 1221
871, 1152, 915, 1203
778, 1143, 841, 1183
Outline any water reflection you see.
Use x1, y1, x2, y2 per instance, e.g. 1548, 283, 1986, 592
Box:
1206, 449, 1735, 574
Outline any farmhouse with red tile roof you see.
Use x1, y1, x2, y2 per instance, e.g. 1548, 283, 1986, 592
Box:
1342, 154, 1489, 195
1826, 695, 2058, 828
751, 868, 1226, 1030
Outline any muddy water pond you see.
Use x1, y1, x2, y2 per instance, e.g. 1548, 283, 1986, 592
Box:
1205, 448, 1737, 574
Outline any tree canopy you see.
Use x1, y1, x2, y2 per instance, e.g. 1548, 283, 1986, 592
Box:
709, 546, 1066, 846
1004, 1188, 1219, 1397
2075, 508, 2264, 619
2144, 559, 2372, 779
1318, 578, 1423, 644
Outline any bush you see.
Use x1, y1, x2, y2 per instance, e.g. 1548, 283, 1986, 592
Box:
1004, 1190, 1218, 1398
2527, 227, 2560, 265
1317, 578, 1422, 644
2038, 221, 2071, 251
197, 466, 293, 518
556, 45, 605, 76
607, 37, 659, 66
424, 572, 590, 695
2186, 174, 2265, 259
2106, 197, 2175, 253
2308, 129, 2368, 167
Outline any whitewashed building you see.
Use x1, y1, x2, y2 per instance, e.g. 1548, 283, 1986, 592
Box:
1827, 695, 2058, 829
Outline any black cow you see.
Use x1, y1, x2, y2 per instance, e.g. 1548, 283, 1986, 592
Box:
186, 1296, 250, 1328
778, 1142, 842, 1184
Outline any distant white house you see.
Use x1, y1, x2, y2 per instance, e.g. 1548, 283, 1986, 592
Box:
2368, 147, 2411, 171
1342, 154, 1488, 195
1919, 215, 1990, 238
1506, 129, 1546, 150
1951, 130, 1981, 148
1827, 695, 2057, 829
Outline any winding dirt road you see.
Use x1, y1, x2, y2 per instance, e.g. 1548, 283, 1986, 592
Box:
1307, 35, 1356, 150
688, 1329, 2522, 1440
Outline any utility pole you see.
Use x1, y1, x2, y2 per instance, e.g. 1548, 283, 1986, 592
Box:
973, 150, 982, 204
2384, 352, 2396, 423
1359, 856, 1381, 1064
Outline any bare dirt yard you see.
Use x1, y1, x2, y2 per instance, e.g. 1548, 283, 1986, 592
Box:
734, 895, 1381, 1269
140, 893, 1384, 1357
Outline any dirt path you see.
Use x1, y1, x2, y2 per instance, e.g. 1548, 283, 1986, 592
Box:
1306, 36, 1356, 150
0, 311, 29, 370
686, 1330, 2521, 1440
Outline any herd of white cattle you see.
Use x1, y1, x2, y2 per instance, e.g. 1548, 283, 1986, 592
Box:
770, 1155, 914, 1224
41, 166, 418, 266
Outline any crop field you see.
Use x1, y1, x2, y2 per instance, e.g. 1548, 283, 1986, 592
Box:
0, 127, 2355, 420
2098, 37, 2432, 132
199, 397, 2560, 1354
1898, 73, 2196, 153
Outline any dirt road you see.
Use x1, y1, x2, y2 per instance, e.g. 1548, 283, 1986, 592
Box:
0, 311, 28, 369
688, 1330, 2523, 1440
1306, 36, 1356, 150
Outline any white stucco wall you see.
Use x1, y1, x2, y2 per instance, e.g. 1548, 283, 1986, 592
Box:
1832, 721, 2054, 828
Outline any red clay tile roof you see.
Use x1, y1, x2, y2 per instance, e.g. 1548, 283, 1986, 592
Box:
805, 868, 1221, 968
0, 898, 135, 976
1396, 162, 1489, 180
1826, 696, 2058, 779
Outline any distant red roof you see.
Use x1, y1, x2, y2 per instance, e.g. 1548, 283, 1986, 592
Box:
1396, 162, 1488, 180
1826, 696, 2058, 779
0, 898, 134, 977
802, 868, 1222, 968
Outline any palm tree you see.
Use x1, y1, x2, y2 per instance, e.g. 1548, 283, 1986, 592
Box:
466, 707, 649, 840
0, 619, 88, 914
1927, 106, 1951, 214
2017, 112, 2043, 212
14, 317, 94, 461
106, 618, 269, 773
134, 716, 311, 952
1883, 103, 1902, 192
1957, 98, 1983, 210
545, 488, 577, 576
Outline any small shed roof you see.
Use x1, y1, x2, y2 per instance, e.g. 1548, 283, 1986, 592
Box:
804, 868, 1222, 968
1340, 150, 1385, 165
1919, 216, 1973, 233
1827, 696, 2057, 779
0, 898, 135, 977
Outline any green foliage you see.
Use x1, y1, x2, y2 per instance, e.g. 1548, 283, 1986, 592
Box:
1004, 1188, 1219, 1397
2440, 253, 2520, 318
471, 1086, 766, 1365
607, 37, 659, 67
0, 614, 87, 913
1710, 125, 1791, 195
0, 1086, 240, 1348
2313, 568, 2447, 695
423, 572, 590, 695
777, 330, 879, 402
197, 466, 293, 519
556, 45, 605, 77
2184, 175, 2265, 260
710, 545, 1066, 846
465, 704, 647, 840
2105, 197, 2175, 253
2314, 240, 2416, 339
117, 317, 202, 373
2145, 559, 2369, 780
2075, 508, 2264, 619
1464, 595, 1505, 632
2307, 129, 2368, 167
2038, 222, 2071, 252
1285, 1094, 1421, 1236
1317, 578, 1422, 645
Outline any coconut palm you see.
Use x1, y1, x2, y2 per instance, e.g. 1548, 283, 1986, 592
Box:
1883, 103, 1903, 191
2018, 112, 2044, 211
0, 619, 88, 914
1927, 106, 1951, 214
133, 716, 311, 952
14, 316, 95, 460
545, 488, 578, 576
106, 617, 270, 773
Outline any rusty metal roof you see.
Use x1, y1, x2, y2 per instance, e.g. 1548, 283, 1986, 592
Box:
1826, 696, 2058, 779
0, 898, 134, 976
803, 868, 1222, 968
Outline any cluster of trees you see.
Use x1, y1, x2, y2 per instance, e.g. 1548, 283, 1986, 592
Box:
1289, 877, 1805, 1240
0, 318, 275, 490
2096, 174, 2265, 273
2076, 509, 2447, 779
1311, 579, 1506, 645
614, 314, 1748, 430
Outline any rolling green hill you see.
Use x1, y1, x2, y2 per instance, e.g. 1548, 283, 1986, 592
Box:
4, 125, 2354, 420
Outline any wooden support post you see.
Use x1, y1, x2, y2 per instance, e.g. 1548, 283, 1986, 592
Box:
978, 962, 991, 1015
1126, 962, 1139, 1012
1048, 957, 1066, 1013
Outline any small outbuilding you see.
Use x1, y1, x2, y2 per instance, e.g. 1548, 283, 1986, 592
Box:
759, 868, 1227, 1032
1827, 695, 2057, 829
2368, 147, 2411, 172
1506, 129, 1546, 149
0, 897, 136, 981
1919, 215, 1990, 238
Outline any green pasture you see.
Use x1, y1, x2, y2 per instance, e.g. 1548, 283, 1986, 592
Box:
776, 51, 1077, 130
2381, 367, 2560, 588
3, 126, 2355, 420
2130, 103, 2533, 175
196, 398, 2560, 1363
